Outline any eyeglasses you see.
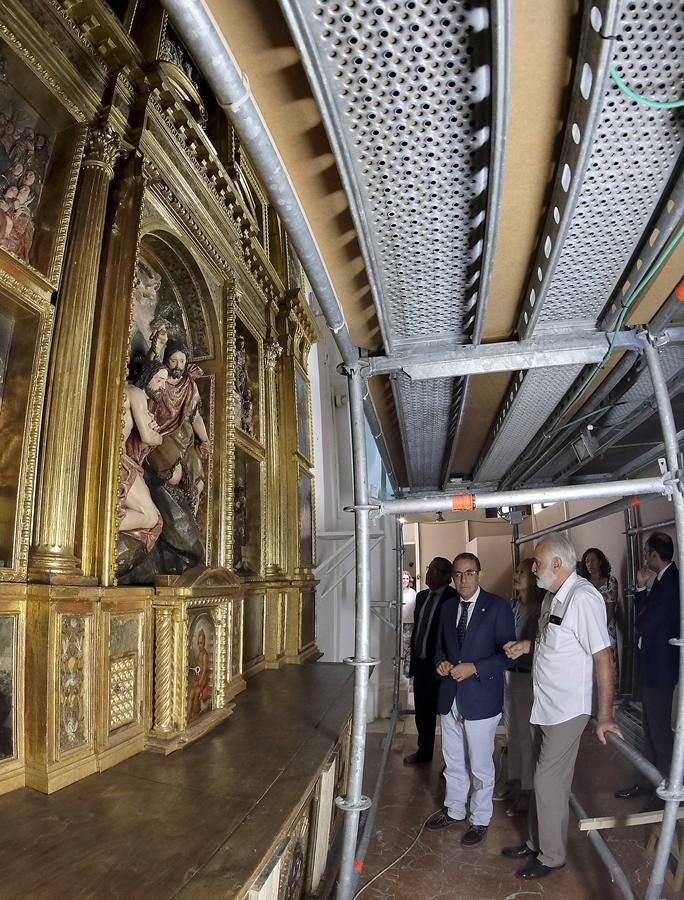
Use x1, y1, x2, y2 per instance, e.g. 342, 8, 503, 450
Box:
453, 570, 479, 579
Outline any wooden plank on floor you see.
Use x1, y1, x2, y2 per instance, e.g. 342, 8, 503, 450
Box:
579, 808, 684, 831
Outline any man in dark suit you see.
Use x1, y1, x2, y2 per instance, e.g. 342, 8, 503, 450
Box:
426, 552, 515, 846
616, 531, 679, 809
403, 557, 458, 766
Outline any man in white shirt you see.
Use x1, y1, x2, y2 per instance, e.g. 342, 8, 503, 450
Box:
502, 533, 622, 880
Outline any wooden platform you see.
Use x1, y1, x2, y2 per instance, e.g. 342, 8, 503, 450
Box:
0, 663, 353, 899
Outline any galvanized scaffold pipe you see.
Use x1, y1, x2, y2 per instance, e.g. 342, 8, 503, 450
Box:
642, 336, 684, 900
377, 476, 671, 517
336, 364, 374, 900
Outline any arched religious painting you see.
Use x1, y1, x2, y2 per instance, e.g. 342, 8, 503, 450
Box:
116, 232, 215, 585
186, 612, 214, 725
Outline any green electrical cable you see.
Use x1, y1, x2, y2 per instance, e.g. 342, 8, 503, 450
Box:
542, 403, 620, 439
610, 67, 684, 110
530, 221, 684, 449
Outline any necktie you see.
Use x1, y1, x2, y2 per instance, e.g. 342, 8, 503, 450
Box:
456, 600, 469, 645
414, 591, 434, 658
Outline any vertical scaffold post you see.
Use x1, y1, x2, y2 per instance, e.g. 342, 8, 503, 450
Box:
336, 363, 375, 900
394, 518, 404, 717
643, 336, 684, 900
621, 505, 637, 697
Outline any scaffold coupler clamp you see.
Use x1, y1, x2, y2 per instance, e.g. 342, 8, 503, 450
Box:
335, 794, 372, 812
343, 656, 380, 667
337, 359, 371, 379
656, 783, 684, 803
344, 502, 382, 518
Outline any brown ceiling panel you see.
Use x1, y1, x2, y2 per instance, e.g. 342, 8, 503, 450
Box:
368, 376, 408, 488
448, 372, 513, 476
483, 0, 580, 341
204, 0, 381, 350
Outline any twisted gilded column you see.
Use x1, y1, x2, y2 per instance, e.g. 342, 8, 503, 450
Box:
264, 336, 284, 575
30, 125, 120, 581
152, 607, 174, 733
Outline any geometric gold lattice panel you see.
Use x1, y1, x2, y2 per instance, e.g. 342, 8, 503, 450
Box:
109, 654, 136, 731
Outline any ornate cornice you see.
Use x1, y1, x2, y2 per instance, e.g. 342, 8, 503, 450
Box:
0, 20, 87, 122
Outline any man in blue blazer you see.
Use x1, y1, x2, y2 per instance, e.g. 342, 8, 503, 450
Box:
616, 531, 680, 808
404, 557, 459, 765
426, 552, 515, 846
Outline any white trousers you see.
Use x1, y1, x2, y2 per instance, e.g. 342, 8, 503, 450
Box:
441, 700, 501, 826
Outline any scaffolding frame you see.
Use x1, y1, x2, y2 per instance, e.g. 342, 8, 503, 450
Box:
155, 9, 682, 899
336, 327, 684, 900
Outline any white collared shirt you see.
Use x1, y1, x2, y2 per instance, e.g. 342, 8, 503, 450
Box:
457, 585, 481, 628
531, 572, 610, 726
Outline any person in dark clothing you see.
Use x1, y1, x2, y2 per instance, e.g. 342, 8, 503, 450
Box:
403, 557, 458, 765
615, 532, 679, 810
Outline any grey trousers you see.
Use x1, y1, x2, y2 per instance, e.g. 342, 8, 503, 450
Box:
505, 671, 535, 790
527, 714, 589, 868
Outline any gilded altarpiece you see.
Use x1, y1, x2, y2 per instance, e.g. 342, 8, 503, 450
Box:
0, 0, 321, 802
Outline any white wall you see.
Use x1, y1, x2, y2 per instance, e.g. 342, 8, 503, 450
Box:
310, 302, 396, 720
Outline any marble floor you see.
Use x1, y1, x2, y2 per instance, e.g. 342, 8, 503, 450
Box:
356, 719, 679, 900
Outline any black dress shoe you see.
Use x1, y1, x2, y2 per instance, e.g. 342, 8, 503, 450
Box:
461, 825, 487, 846
425, 808, 463, 830
403, 752, 432, 766
516, 859, 565, 879
502, 843, 538, 859
614, 784, 647, 800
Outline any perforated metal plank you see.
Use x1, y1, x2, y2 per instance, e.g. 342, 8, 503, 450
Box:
474, 0, 683, 485
280, 0, 500, 350
474, 365, 586, 484
535, 1, 683, 329
393, 375, 455, 489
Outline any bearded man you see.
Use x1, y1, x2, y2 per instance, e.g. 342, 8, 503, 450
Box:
147, 340, 211, 515
502, 533, 622, 880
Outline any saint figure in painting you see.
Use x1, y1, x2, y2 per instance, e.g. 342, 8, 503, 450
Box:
117, 359, 168, 553
187, 627, 210, 724
147, 341, 211, 515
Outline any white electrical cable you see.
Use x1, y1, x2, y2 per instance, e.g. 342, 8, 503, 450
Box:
353, 809, 441, 899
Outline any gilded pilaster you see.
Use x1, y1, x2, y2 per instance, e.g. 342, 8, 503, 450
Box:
79, 151, 147, 584
30, 124, 121, 582
264, 336, 284, 575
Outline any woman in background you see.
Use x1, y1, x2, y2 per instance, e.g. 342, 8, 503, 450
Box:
580, 547, 619, 676
401, 570, 416, 677
504, 557, 545, 816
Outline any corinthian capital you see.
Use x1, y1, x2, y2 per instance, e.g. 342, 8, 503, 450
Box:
82, 124, 121, 177
264, 338, 283, 371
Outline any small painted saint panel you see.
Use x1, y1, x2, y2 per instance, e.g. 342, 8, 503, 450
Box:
0, 53, 55, 267
295, 368, 311, 461
0, 616, 15, 759
243, 593, 265, 669
0, 290, 43, 573
186, 613, 214, 724
233, 450, 261, 575
234, 324, 259, 440
298, 471, 313, 568
0, 309, 12, 413
59, 615, 87, 751
116, 236, 214, 585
